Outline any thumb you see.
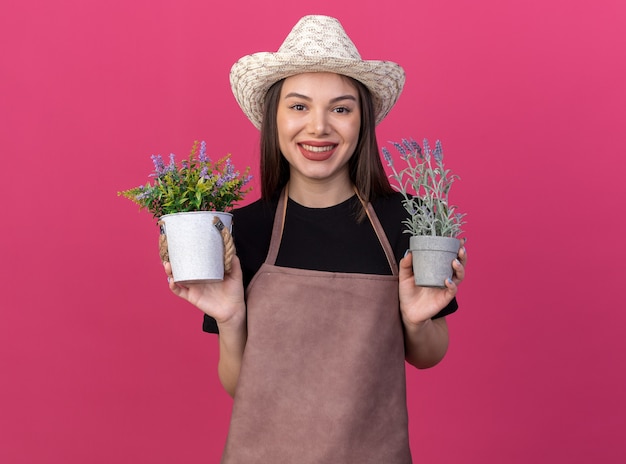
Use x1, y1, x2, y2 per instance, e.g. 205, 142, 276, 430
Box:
398, 250, 413, 279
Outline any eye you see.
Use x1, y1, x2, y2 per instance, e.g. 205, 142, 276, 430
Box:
290, 104, 306, 111
333, 106, 351, 114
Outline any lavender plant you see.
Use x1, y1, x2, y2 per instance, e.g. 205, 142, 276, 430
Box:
119, 140, 252, 221
382, 138, 465, 237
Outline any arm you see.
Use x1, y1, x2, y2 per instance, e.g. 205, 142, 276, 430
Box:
398, 239, 467, 369
215, 312, 247, 397
403, 316, 449, 369
164, 256, 247, 397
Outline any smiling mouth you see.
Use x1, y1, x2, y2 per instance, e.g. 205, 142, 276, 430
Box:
299, 143, 337, 153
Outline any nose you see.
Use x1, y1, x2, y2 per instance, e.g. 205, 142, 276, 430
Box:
307, 108, 330, 135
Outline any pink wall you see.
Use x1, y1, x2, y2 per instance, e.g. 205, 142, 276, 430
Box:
2, 0, 625, 462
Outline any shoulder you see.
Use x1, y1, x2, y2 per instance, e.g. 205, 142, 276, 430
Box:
231, 198, 278, 287
233, 197, 277, 230
232, 197, 278, 249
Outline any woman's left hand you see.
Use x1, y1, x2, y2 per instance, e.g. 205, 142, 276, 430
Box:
398, 238, 467, 328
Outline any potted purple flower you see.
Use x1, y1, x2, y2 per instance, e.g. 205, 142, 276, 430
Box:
383, 138, 466, 287
119, 140, 252, 283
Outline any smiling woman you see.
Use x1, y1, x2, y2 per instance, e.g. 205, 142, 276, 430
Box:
162, 14, 467, 463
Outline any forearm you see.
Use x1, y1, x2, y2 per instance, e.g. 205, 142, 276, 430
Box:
216, 311, 247, 397
403, 317, 449, 369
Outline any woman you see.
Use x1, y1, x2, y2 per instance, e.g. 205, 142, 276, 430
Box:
165, 15, 467, 463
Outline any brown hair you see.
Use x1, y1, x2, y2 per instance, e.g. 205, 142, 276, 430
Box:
259, 76, 394, 214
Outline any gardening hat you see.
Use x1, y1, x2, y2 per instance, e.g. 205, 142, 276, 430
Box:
230, 15, 406, 130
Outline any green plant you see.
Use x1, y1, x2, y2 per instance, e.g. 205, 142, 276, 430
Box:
119, 140, 252, 221
382, 138, 465, 237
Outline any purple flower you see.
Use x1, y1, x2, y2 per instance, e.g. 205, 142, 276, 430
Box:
135, 185, 151, 201
391, 141, 407, 159
217, 158, 236, 183
382, 147, 393, 166
151, 154, 166, 175
198, 140, 209, 162
408, 138, 422, 157
166, 153, 177, 172
225, 158, 235, 176
433, 140, 443, 162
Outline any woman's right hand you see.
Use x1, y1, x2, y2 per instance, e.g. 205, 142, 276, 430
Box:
163, 256, 246, 327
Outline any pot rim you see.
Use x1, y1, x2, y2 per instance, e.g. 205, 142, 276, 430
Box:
159, 210, 234, 220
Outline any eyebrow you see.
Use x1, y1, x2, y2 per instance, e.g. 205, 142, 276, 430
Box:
283, 92, 358, 104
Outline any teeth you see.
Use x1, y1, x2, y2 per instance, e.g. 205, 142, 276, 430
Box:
301, 144, 334, 153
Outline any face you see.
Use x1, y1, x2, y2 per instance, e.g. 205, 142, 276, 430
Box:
276, 72, 361, 188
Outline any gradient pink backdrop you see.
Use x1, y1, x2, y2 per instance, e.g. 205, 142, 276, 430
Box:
1, 0, 625, 462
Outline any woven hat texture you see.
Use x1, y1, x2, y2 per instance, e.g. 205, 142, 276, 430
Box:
230, 15, 406, 129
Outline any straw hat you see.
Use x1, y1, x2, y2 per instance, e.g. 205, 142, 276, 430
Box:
230, 15, 406, 130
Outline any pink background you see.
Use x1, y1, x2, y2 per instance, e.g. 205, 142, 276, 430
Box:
1, 0, 625, 462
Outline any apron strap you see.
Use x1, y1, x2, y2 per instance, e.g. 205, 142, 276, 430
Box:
265, 185, 398, 276
354, 188, 399, 277
265, 186, 289, 265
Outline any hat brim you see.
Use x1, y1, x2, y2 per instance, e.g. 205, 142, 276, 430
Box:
230, 52, 405, 130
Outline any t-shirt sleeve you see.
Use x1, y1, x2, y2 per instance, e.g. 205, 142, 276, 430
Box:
203, 314, 219, 333
433, 297, 458, 319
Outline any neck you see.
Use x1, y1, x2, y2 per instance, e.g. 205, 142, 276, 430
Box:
287, 175, 354, 208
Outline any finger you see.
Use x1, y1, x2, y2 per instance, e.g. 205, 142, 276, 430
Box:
167, 276, 189, 299
163, 261, 187, 296
444, 276, 458, 296
228, 255, 243, 280
398, 250, 414, 279
452, 258, 465, 284
457, 239, 467, 267
163, 261, 173, 278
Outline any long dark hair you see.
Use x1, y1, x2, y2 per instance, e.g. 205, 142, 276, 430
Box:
259, 76, 394, 214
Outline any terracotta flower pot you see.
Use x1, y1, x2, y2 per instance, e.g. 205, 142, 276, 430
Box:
159, 211, 233, 284
409, 236, 460, 288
